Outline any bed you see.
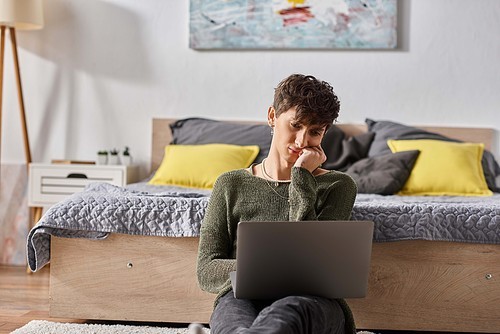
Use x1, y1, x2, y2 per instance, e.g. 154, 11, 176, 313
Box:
27, 118, 500, 332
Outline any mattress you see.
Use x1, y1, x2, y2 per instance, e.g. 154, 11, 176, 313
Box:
27, 182, 500, 271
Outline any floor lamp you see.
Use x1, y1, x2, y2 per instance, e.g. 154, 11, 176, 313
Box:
0, 0, 44, 256
0, 0, 43, 163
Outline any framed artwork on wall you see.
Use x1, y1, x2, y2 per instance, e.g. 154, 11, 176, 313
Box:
189, 0, 397, 50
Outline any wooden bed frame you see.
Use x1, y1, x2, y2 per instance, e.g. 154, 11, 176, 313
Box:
49, 119, 500, 332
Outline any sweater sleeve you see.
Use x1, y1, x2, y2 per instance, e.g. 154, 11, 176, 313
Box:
197, 176, 237, 294
289, 167, 357, 221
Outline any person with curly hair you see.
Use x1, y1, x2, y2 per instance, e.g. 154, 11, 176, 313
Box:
195, 74, 357, 334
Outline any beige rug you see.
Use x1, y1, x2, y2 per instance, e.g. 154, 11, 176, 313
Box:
11, 321, 209, 334
12, 320, 377, 334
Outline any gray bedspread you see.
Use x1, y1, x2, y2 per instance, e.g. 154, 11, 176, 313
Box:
27, 182, 500, 272
353, 193, 500, 244
27, 182, 210, 272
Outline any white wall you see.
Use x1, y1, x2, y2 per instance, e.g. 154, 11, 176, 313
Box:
2, 0, 499, 178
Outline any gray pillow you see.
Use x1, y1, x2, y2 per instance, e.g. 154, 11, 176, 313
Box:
346, 150, 420, 195
170, 118, 272, 163
366, 118, 453, 157
321, 126, 375, 171
366, 118, 500, 192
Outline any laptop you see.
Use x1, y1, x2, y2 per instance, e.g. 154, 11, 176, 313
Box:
230, 220, 374, 300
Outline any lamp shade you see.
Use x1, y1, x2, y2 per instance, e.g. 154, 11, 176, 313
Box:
0, 0, 43, 30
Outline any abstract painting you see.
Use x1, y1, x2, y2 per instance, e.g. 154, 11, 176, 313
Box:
189, 0, 397, 49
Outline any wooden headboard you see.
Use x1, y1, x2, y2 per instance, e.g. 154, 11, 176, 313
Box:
151, 118, 495, 172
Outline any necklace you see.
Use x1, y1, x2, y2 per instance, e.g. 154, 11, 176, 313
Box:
260, 159, 290, 203
262, 177, 290, 202
261, 158, 291, 187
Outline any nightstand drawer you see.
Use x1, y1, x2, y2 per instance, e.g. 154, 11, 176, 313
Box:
40, 170, 121, 194
29, 164, 139, 206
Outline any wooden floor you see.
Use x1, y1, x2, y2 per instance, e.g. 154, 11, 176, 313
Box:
0, 265, 83, 334
0, 265, 487, 334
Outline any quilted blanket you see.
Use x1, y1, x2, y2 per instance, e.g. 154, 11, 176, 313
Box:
27, 182, 210, 272
27, 182, 500, 272
352, 193, 500, 244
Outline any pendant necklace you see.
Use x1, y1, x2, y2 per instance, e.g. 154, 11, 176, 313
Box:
261, 158, 291, 186
260, 159, 290, 203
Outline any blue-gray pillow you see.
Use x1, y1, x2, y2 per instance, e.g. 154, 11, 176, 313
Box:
346, 150, 420, 195
321, 126, 375, 171
170, 118, 272, 163
366, 118, 454, 157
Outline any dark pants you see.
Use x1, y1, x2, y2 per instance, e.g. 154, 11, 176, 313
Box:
210, 291, 345, 334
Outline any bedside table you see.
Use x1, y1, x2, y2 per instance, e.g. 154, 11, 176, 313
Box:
28, 163, 139, 211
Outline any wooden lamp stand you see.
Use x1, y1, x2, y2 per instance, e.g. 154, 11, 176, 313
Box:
0, 0, 44, 272
0, 26, 33, 168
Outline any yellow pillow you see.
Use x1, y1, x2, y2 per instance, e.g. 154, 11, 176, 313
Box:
387, 139, 492, 196
149, 144, 259, 189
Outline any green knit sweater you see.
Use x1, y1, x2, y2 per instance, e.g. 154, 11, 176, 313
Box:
197, 166, 358, 334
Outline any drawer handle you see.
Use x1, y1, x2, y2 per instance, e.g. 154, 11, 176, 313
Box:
66, 173, 88, 179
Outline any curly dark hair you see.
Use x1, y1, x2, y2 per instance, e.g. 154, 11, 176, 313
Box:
273, 74, 340, 128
